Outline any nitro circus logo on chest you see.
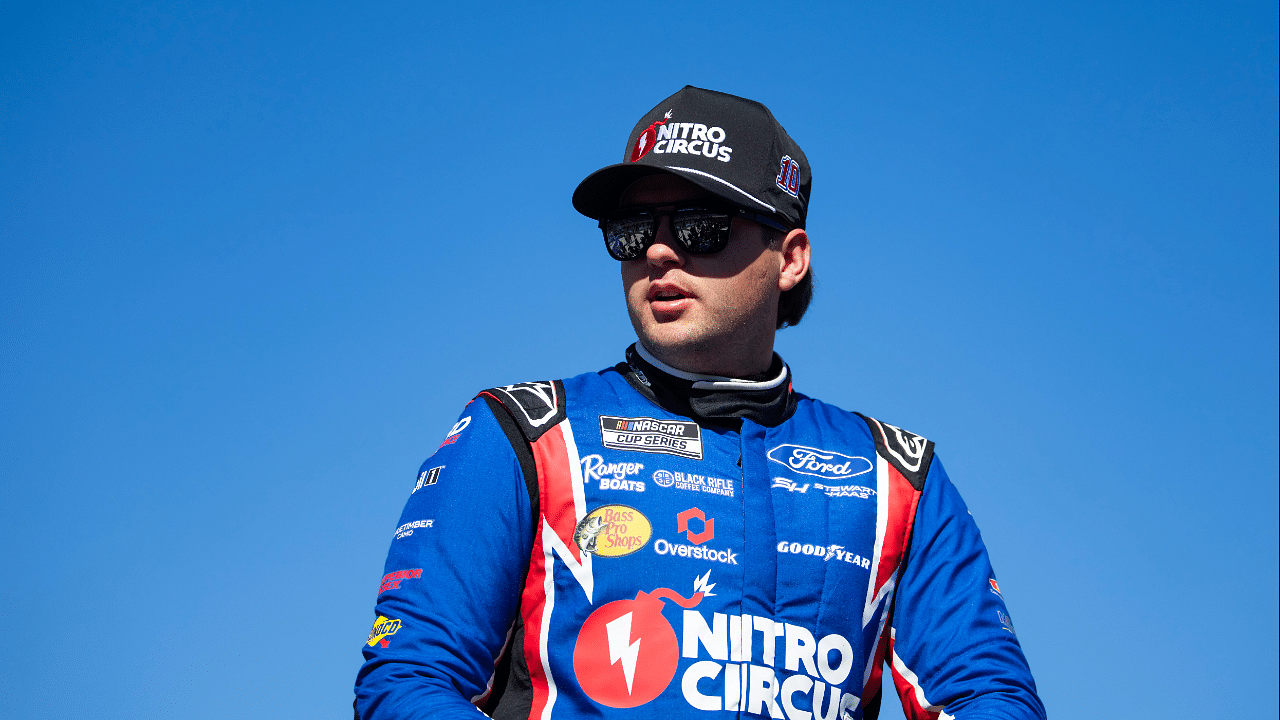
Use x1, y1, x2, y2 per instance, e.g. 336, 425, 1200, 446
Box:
574, 505, 653, 558
629, 109, 735, 164
572, 577, 859, 717
600, 416, 704, 460
767, 444, 872, 480
582, 454, 646, 492
573, 585, 705, 707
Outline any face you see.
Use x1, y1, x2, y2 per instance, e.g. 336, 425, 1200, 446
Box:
619, 174, 786, 376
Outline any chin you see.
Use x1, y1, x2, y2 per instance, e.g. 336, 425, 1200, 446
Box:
637, 323, 714, 358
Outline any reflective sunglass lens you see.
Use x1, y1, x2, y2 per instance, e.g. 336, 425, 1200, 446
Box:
604, 214, 654, 260
672, 211, 731, 254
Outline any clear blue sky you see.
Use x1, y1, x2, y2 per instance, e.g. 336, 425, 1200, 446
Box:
2, 2, 1276, 718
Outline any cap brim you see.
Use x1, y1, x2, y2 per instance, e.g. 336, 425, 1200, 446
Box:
572, 163, 778, 220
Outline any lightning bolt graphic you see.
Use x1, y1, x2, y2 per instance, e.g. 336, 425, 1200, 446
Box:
693, 570, 716, 597
606, 612, 642, 694
637, 134, 649, 154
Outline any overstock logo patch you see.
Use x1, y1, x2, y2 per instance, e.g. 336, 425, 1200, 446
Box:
600, 416, 704, 460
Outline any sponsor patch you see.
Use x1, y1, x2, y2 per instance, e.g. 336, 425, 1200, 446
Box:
572, 583, 705, 708
766, 444, 872, 480
770, 477, 874, 499
379, 568, 422, 594
654, 510, 736, 565
998, 610, 1017, 635
653, 538, 738, 565
600, 416, 704, 460
771, 478, 810, 493
989, 578, 1003, 599
394, 519, 433, 539
438, 416, 470, 448
652, 469, 734, 497
582, 454, 645, 492
413, 466, 442, 493
367, 615, 401, 648
776, 541, 870, 568
571, 576, 858, 714
677, 508, 715, 545
630, 110, 673, 162
638, 116, 734, 163
574, 505, 653, 558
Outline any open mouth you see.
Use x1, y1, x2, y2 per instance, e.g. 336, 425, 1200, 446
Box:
655, 291, 686, 301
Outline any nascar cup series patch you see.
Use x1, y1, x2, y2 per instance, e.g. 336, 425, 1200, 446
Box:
599, 416, 703, 460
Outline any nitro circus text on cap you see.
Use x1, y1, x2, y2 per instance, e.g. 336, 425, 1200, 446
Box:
572, 86, 811, 230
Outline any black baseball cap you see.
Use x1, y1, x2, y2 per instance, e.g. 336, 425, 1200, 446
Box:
573, 86, 811, 229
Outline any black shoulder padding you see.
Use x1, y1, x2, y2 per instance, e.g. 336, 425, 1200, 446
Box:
856, 412, 935, 491
482, 394, 540, 527
481, 380, 567, 443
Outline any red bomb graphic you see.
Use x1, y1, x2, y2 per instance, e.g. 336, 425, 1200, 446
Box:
629, 110, 673, 162
572, 586, 704, 708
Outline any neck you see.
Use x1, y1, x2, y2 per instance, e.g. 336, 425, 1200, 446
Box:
635, 336, 776, 378
621, 344, 796, 427
633, 342, 788, 389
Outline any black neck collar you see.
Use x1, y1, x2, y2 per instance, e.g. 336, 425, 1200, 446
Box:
617, 343, 798, 428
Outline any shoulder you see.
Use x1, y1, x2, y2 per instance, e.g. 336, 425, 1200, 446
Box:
792, 395, 935, 491
854, 411, 935, 491
477, 366, 626, 442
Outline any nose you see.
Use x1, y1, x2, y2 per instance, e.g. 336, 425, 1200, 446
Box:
645, 214, 687, 268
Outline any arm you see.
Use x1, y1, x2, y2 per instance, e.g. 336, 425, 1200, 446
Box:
354, 396, 536, 719
886, 456, 1046, 720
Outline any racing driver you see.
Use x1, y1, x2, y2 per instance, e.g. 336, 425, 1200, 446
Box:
354, 86, 1046, 720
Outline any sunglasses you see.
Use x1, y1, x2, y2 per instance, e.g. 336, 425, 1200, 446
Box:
600, 204, 790, 261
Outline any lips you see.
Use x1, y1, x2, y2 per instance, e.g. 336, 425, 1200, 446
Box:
647, 281, 693, 302
647, 281, 695, 315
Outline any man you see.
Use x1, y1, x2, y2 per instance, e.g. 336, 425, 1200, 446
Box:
355, 86, 1045, 720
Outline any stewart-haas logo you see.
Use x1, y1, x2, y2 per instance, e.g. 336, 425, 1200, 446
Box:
767, 444, 873, 480
571, 575, 859, 716
629, 109, 734, 164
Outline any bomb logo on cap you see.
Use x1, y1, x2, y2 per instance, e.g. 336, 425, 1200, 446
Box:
629, 110, 673, 162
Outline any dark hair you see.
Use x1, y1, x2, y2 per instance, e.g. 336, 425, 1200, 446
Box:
763, 229, 813, 329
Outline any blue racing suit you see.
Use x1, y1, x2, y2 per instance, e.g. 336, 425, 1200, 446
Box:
354, 346, 1044, 719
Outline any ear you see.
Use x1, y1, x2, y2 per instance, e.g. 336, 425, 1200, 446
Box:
777, 228, 811, 292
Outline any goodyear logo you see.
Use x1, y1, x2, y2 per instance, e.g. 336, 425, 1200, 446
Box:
367, 615, 402, 648
572, 504, 652, 558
